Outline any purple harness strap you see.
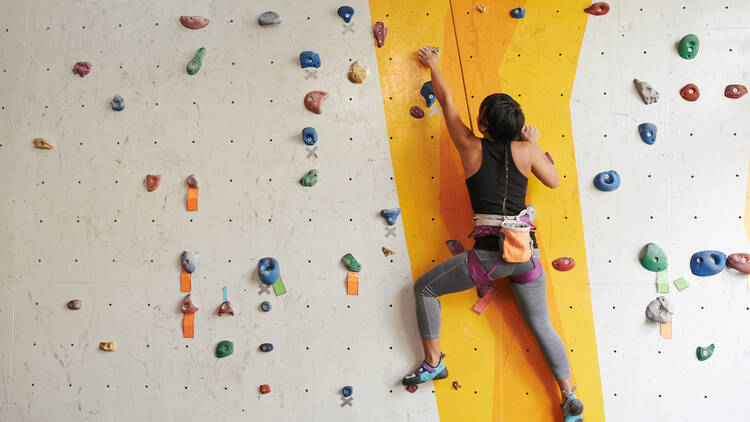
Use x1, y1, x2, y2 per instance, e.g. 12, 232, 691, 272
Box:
466, 224, 541, 289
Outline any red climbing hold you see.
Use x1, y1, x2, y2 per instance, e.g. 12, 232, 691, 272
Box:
67, 299, 82, 310
584, 2, 610, 15
146, 174, 161, 192
551, 257, 575, 271
72, 62, 91, 77
727, 253, 750, 274
260, 384, 271, 394
373, 21, 387, 48
180, 16, 209, 29
406, 384, 418, 393
218, 301, 235, 316
680, 84, 700, 101
724, 84, 747, 99
180, 294, 199, 313
410, 106, 425, 119
304, 91, 328, 114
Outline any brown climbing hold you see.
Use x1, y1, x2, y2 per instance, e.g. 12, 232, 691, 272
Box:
727, 253, 750, 274
452, 381, 461, 390
73, 62, 91, 77
680, 83, 700, 102
304, 91, 328, 114
347, 61, 369, 84
410, 106, 425, 119
180, 16, 209, 29
146, 175, 161, 192
99, 342, 117, 351
218, 301, 235, 316
181, 294, 199, 313
67, 299, 82, 310
33, 138, 54, 150
381, 247, 394, 257
725, 84, 747, 99
373, 21, 387, 48
186, 174, 198, 188
584, 2, 610, 15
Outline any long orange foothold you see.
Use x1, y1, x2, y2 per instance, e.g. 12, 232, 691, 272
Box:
660, 316, 672, 339
347, 271, 359, 295
180, 268, 191, 292
187, 187, 198, 211
183, 312, 195, 338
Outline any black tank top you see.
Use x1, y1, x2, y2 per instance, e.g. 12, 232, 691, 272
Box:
465, 139, 530, 250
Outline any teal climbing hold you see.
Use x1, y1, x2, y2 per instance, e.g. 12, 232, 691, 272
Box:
696, 344, 714, 361
678, 34, 699, 60
187, 48, 206, 75
300, 169, 319, 187
639, 243, 667, 272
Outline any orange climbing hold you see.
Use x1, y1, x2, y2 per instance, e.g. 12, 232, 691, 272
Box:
347, 270, 359, 295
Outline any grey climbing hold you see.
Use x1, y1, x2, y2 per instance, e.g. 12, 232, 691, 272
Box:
181, 251, 199, 274
645, 296, 674, 323
111, 95, 125, 111
258, 11, 281, 26
633, 79, 659, 105
300, 169, 319, 187
187, 48, 206, 75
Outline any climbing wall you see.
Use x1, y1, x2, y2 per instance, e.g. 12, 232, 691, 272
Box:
572, 1, 750, 420
0, 1, 441, 420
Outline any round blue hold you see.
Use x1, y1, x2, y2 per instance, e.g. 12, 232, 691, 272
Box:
342, 386, 353, 397
261, 301, 271, 312
510, 7, 526, 18
111, 95, 125, 111
337, 6, 354, 23
690, 250, 726, 277
258, 257, 280, 285
259, 343, 274, 352
302, 127, 318, 146
638, 123, 657, 145
593, 170, 620, 191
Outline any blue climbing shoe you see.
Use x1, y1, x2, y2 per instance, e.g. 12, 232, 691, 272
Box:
402, 354, 448, 385
562, 386, 584, 422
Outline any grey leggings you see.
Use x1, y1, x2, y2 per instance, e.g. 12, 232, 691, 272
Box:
413, 248, 571, 381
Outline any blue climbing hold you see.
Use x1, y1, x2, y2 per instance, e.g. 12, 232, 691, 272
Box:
342, 386, 354, 397
510, 7, 526, 18
421, 81, 436, 108
300, 51, 321, 69
638, 123, 657, 145
258, 257, 280, 285
111, 95, 125, 111
259, 343, 274, 352
337, 6, 354, 23
302, 127, 318, 146
690, 250, 726, 277
593, 170, 620, 191
380, 208, 401, 225
258, 11, 281, 26
261, 301, 271, 312
181, 251, 199, 274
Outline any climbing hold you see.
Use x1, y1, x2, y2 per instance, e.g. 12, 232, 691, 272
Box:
551, 257, 576, 271
341, 253, 361, 272
146, 174, 161, 192
99, 342, 116, 352
690, 250, 726, 276
509, 7, 526, 18
452, 381, 461, 390
381, 247, 394, 257
186, 174, 198, 188
259, 343, 274, 352
342, 386, 353, 397
584, 2, 610, 15
337, 6, 354, 23
347, 61, 369, 84
111, 95, 125, 111
410, 106, 425, 119
476, 5, 486, 13
645, 296, 674, 324
180, 294, 199, 313
33, 138, 54, 150
421, 81, 436, 108
73, 62, 91, 77
261, 301, 272, 312
259, 384, 271, 394
186, 48, 206, 75
304, 91, 328, 114
678, 34, 699, 59
680, 83, 700, 102
373, 21, 387, 48
258, 12, 280, 26
696, 344, 714, 361
302, 127, 318, 146
639, 243, 668, 272
299, 51, 321, 69
218, 301, 234, 316
724, 84, 747, 99
215, 340, 234, 358
633, 79, 659, 104
380, 208, 401, 225
258, 257, 280, 285
180, 16, 209, 30
67, 299, 82, 310
406, 384, 418, 393
181, 251, 199, 274
727, 253, 750, 274
593, 170, 620, 191
638, 123, 657, 145
300, 169, 319, 187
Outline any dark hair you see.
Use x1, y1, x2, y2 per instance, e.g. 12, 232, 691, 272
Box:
477, 94, 524, 143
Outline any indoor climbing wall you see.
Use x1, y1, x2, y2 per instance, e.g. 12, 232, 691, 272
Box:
0, 1, 442, 421
572, 0, 750, 420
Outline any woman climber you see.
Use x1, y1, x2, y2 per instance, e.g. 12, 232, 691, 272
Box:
402, 47, 584, 422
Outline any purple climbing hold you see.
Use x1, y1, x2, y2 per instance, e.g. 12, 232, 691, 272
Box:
73, 62, 91, 77
299, 51, 321, 69
337, 6, 354, 23
410, 106, 425, 119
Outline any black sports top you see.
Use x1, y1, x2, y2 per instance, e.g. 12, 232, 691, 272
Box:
465, 138, 530, 250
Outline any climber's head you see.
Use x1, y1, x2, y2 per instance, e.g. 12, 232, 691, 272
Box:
477, 94, 525, 143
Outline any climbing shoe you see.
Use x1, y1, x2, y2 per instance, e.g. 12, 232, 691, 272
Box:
402, 354, 448, 386
562, 386, 584, 422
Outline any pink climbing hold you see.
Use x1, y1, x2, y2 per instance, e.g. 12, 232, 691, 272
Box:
584, 2, 610, 15
218, 301, 235, 316
406, 384, 418, 393
72, 62, 91, 77
304, 91, 329, 114
180, 16, 210, 29
186, 174, 199, 188
727, 253, 750, 274
410, 106, 425, 119
373, 21, 387, 48
67, 299, 82, 310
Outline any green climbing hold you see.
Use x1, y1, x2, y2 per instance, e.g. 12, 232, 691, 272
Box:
187, 47, 206, 75
341, 253, 361, 272
696, 344, 714, 361
216, 340, 234, 358
678, 34, 699, 59
300, 169, 318, 187
639, 243, 668, 272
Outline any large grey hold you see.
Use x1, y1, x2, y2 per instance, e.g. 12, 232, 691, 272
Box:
645, 296, 674, 323
181, 251, 200, 274
633, 79, 659, 104
258, 11, 281, 26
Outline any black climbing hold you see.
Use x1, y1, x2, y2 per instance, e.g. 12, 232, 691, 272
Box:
259, 343, 274, 352
337, 6, 354, 23
510, 7, 526, 18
